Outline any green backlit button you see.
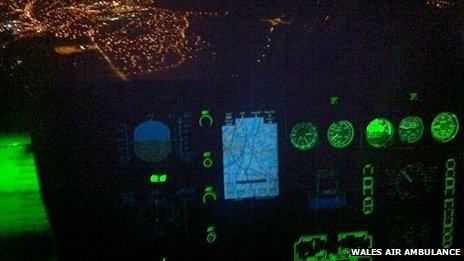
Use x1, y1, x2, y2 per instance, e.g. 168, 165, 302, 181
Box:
150, 173, 167, 183
431, 112, 459, 143
203, 151, 213, 168
290, 122, 319, 151
206, 225, 217, 243
398, 116, 424, 144
199, 110, 213, 127
365, 118, 394, 148
327, 120, 354, 149
202, 186, 217, 204
330, 96, 339, 105
409, 92, 419, 101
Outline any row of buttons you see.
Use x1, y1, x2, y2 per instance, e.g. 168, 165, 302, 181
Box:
199, 109, 218, 245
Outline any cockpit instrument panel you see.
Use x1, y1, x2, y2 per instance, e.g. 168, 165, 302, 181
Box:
31, 80, 463, 260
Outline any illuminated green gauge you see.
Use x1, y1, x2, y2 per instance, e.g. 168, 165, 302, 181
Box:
290, 122, 319, 151
431, 112, 459, 143
327, 120, 355, 148
398, 116, 424, 144
365, 118, 394, 148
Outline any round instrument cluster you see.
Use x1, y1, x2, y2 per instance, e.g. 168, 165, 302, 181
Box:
398, 116, 424, 144
431, 112, 459, 143
290, 112, 459, 151
327, 120, 355, 149
290, 122, 319, 151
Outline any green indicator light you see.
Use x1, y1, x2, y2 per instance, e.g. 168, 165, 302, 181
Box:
150, 175, 159, 183
203, 151, 213, 168
203, 159, 213, 168
409, 92, 419, 101
290, 122, 319, 151
199, 110, 213, 127
431, 112, 459, 143
398, 116, 424, 144
365, 118, 394, 148
206, 226, 217, 243
203, 186, 217, 204
327, 120, 355, 149
150, 174, 167, 183
330, 96, 339, 105
0, 134, 50, 236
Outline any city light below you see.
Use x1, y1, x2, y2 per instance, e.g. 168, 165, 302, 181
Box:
2, 0, 219, 79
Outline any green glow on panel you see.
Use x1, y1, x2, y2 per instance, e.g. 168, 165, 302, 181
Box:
150, 174, 168, 183
338, 231, 373, 259
290, 122, 319, 151
199, 110, 214, 127
0, 133, 50, 236
398, 116, 424, 144
330, 96, 339, 105
293, 234, 328, 261
150, 175, 159, 183
327, 120, 354, 149
294, 232, 373, 261
442, 158, 456, 248
362, 164, 374, 215
150, 174, 167, 183
409, 92, 419, 101
202, 186, 217, 204
431, 112, 459, 143
206, 225, 217, 243
0, 134, 32, 147
202, 151, 213, 168
365, 118, 394, 148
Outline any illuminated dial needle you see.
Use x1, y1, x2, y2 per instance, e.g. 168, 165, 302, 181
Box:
401, 171, 413, 183
302, 135, 310, 144
290, 122, 318, 151
329, 133, 339, 142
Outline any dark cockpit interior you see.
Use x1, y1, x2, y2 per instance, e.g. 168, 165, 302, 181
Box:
1, 1, 463, 260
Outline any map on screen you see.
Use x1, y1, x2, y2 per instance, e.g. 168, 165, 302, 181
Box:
222, 111, 279, 200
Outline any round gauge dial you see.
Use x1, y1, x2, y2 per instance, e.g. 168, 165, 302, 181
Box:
431, 112, 459, 143
389, 164, 434, 201
327, 120, 355, 148
398, 116, 424, 144
290, 122, 319, 151
365, 118, 394, 148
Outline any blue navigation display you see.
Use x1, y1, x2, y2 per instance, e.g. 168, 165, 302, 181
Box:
134, 120, 172, 163
222, 111, 279, 200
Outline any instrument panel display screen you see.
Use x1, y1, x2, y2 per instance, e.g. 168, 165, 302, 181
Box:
222, 111, 279, 200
